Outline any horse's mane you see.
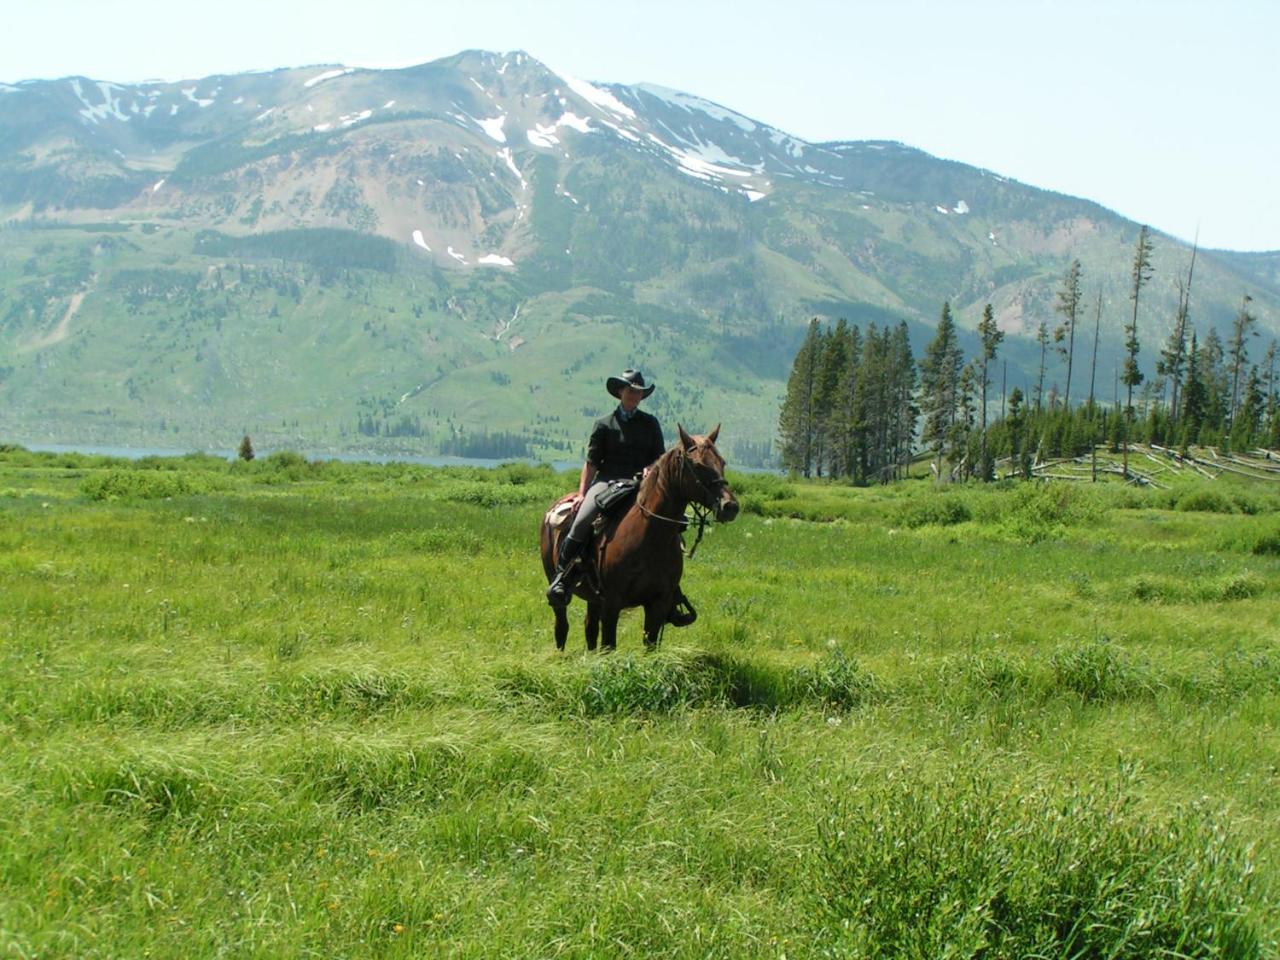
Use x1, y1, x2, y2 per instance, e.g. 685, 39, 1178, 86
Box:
637, 442, 684, 506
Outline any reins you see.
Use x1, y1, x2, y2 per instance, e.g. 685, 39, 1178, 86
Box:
636, 446, 725, 558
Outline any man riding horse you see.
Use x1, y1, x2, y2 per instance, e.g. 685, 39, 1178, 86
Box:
546, 368, 665, 606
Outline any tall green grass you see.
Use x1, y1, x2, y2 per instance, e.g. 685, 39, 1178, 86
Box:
1, 448, 1277, 957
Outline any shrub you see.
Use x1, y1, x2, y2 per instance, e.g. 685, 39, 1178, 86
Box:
1176, 487, 1238, 514
1251, 528, 1280, 556
438, 480, 545, 507
991, 482, 1106, 543
897, 495, 971, 529
732, 472, 797, 515
251, 450, 312, 483
80, 469, 208, 501
1209, 572, 1266, 602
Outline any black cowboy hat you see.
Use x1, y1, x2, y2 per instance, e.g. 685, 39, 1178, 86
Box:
606, 369, 656, 399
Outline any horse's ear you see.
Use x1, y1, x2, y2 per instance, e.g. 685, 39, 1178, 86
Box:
677, 423, 694, 450
707, 423, 720, 445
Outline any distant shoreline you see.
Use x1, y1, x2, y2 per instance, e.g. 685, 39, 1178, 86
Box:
17, 442, 581, 472
13, 442, 777, 474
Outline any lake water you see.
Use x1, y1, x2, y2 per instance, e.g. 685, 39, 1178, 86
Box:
20, 443, 582, 473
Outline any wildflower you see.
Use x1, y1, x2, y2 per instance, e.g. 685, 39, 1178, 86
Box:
393, 924, 405, 935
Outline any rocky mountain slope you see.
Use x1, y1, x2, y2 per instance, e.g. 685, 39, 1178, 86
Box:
2, 50, 1275, 461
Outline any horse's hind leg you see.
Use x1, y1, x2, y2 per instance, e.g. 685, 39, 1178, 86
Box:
600, 604, 620, 652
584, 601, 600, 652
642, 600, 667, 650
554, 604, 569, 651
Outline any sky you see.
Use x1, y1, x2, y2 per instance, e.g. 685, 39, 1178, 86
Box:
4, 0, 1277, 251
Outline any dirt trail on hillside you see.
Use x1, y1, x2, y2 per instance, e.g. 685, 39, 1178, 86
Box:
20, 278, 95, 352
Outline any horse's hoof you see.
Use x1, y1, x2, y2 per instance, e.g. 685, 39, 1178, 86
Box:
666, 599, 697, 627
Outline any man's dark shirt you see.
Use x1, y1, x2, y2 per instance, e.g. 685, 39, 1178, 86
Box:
587, 406, 665, 481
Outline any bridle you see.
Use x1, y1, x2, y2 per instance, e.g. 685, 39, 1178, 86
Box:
636, 443, 729, 558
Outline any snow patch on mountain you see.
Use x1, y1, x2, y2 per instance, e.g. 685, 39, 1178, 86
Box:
304, 68, 353, 88
559, 112, 591, 133
561, 73, 636, 119
598, 118, 640, 143
526, 111, 594, 148
478, 254, 514, 266
497, 147, 526, 189
182, 86, 216, 108
151, 179, 165, 193
412, 230, 431, 251
447, 246, 467, 264
478, 114, 506, 142
636, 84, 757, 133
953, 200, 970, 214
339, 109, 373, 127
383, 99, 396, 109
71, 79, 131, 124
643, 131, 755, 182
527, 126, 557, 148
254, 107, 275, 121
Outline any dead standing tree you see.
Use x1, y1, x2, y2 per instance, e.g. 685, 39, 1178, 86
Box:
1122, 225, 1155, 478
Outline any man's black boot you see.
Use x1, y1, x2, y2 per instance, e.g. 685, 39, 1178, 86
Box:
546, 536, 585, 606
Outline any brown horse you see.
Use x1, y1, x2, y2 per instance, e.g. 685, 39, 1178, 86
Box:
539, 424, 739, 651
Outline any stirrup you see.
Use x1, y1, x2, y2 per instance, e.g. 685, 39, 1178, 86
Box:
666, 595, 697, 627
546, 559, 580, 607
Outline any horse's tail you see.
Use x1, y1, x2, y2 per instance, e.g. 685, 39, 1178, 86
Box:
539, 514, 557, 583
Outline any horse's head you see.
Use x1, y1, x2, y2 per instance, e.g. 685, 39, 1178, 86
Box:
676, 423, 739, 523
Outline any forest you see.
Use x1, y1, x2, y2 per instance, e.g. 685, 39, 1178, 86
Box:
779, 227, 1279, 483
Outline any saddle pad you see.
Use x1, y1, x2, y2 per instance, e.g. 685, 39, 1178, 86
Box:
545, 496, 577, 530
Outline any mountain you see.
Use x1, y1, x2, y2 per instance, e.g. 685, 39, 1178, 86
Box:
2, 50, 1276, 463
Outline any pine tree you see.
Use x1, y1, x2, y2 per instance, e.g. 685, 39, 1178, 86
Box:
1262, 340, 1279, 448
859, 325, 886, 483
812, 321, 846, 477
920, 302, 963, 483
1226, 294, 1258, 430
777, 319, 822, 477
1231, 366, 1265, 451
953, 363, 978, 479
1200, 328, 1229, 442
1123, 225, 1155, 475
1158, 242, 1197, 425
238, 434, 255, 461
888, 322, 918, 482
1180, 331, 1206, 445
830, 322, 863, 479
976, 303, 1004, 481
1053, 259, 1082, 409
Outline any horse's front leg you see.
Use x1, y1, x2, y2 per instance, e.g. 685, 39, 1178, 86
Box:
642, 599, 668, 650
585, 601, 600, 652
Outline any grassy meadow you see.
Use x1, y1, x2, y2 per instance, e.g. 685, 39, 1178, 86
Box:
1, 446, 1278, 958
